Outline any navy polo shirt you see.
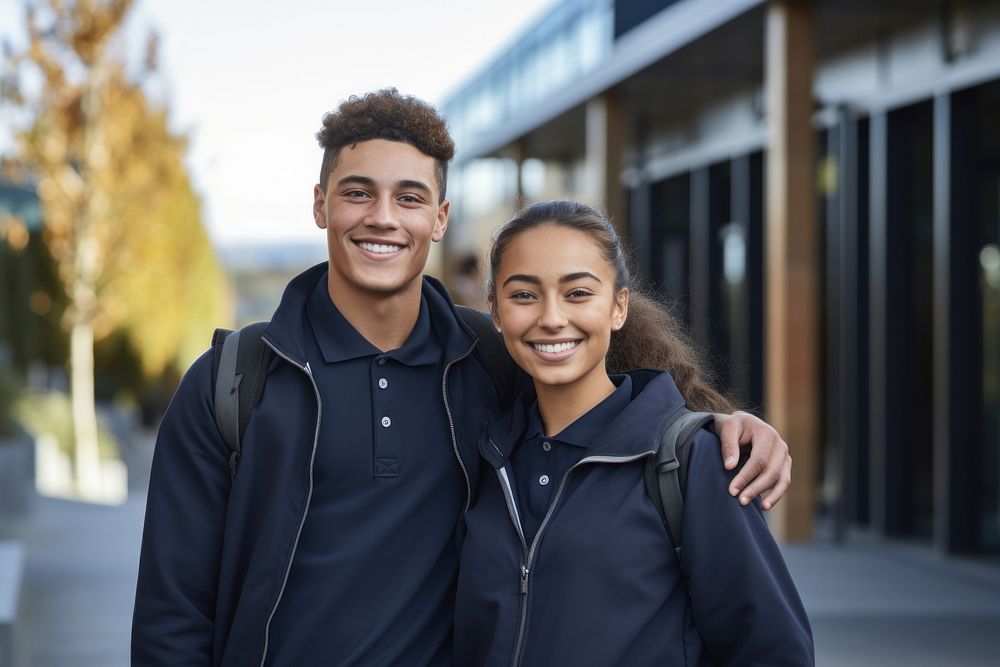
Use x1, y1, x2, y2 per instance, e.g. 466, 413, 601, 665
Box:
512, 375, 632, 544
267, 273, 464, 666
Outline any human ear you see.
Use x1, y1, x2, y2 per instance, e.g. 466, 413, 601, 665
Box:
431, 200, 450, 242
313, 184, 328, 229
488, 294, 502, 333
612, 288, 629, 331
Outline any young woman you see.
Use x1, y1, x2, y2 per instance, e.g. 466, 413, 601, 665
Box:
454, 200, 814, 666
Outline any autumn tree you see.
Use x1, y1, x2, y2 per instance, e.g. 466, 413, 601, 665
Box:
4, 0, 228, 497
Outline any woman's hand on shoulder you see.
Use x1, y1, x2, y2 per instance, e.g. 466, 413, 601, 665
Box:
712, 411, 791, 511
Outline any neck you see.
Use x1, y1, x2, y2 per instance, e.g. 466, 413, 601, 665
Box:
534, 373, 616, 437
327, 276, 423, 352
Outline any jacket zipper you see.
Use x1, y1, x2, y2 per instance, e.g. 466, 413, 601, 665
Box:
493, 462, 529, 666
258, 341, 323, 667
494, 451, 655, 667
442, 343, 477, 512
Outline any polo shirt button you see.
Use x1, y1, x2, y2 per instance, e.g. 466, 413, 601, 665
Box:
377, 358, 387, 366
381, 416, 392, 428
378, 378, 388, 389
538, 474, 550, 486
542, 441, 552, 452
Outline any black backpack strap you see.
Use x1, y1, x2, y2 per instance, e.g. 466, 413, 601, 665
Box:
211, 321, 273, 478
457, 305, 521, 411
644, 405, 715, 590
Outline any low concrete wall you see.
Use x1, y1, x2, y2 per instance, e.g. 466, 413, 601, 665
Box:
0, 425, 35, 518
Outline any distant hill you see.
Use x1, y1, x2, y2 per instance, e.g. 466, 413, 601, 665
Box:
215, 241, 327, 273
216, 241, 327, 326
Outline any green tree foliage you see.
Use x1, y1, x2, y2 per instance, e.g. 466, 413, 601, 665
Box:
5, 0, 229, 493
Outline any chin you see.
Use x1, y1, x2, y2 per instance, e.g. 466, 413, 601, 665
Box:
348, 269, 422, 295
525, 366, 584, 388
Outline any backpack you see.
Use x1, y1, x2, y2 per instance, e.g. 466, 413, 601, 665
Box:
210, 313, 715, 587
209, 306, 520, 479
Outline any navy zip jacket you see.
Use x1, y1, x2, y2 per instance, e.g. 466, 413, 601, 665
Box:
454, 370, 814, 666
132, 263, 501, 666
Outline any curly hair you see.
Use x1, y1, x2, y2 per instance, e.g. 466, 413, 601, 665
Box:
487, 200, 735, 413
316, 88, 455, 202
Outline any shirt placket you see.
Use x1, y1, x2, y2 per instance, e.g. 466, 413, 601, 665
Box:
372, 355, 400, 478
529, 438, 555, 516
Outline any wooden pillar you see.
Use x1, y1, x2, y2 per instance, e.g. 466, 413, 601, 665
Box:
764, 0, 818, 542
586, 94, 627, 237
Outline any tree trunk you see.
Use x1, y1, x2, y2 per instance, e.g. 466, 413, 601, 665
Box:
70, 316, 102, 497
69, 54, 108, 500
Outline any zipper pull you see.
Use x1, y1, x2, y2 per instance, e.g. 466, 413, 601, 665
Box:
520, 564, 529, 594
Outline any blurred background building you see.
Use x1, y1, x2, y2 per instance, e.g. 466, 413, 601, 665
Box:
441, 0, 1000, 556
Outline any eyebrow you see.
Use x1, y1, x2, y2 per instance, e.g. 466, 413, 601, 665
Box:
336, 175, 432, 195
502, 271, 603, 287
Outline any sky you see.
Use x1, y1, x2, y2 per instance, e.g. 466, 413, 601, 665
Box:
0, 0, 556, 246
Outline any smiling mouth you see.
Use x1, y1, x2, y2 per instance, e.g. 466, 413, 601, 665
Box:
356, 241, 404, 255
531, 341, 580, 354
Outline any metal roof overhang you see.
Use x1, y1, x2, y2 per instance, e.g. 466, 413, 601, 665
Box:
454, 0, 768, 164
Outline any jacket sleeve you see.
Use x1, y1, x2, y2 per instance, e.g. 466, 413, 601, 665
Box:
682, 430, 815, 666
132, 351, 230, 666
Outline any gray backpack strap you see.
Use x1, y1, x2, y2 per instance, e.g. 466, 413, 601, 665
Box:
645, 405, 715, 590
211, 322, 273, 479
213, 328, 242, 474
655, 407, 715, 556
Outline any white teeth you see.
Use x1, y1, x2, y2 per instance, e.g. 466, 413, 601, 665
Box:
358, 242, 402, 254
533, 341, 579, 354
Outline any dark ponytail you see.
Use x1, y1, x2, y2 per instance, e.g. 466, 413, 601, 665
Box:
488, 200, 734, 414
606, 292, 734, 413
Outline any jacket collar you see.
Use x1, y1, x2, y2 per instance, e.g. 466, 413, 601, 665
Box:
263, 262, 475, 368
479, 369, 688, 467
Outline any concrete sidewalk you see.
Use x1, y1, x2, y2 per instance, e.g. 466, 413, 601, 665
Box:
4, 491, 1000, 666
3, 495, 144, 667
784, 541, 1000, 666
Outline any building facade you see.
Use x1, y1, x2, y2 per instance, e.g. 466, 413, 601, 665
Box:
442, 0, 1000, 554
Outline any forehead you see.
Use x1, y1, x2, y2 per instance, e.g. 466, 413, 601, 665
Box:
499, 224, 613, 280
329, 139, 438, 189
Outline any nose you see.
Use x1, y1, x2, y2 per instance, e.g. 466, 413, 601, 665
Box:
364, 196, 400, 230
537, 298, 567, 330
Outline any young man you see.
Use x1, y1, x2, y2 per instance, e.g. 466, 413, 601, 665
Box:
132, 89, 793, 666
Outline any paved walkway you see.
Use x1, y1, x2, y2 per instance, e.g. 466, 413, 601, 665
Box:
3, 495, 144, 667
784, 542, 1000, 666
4, 492, 1000, 666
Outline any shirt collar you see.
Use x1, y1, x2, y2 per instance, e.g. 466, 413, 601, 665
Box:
523, 375, 633, 450
306, 271, 439, 366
